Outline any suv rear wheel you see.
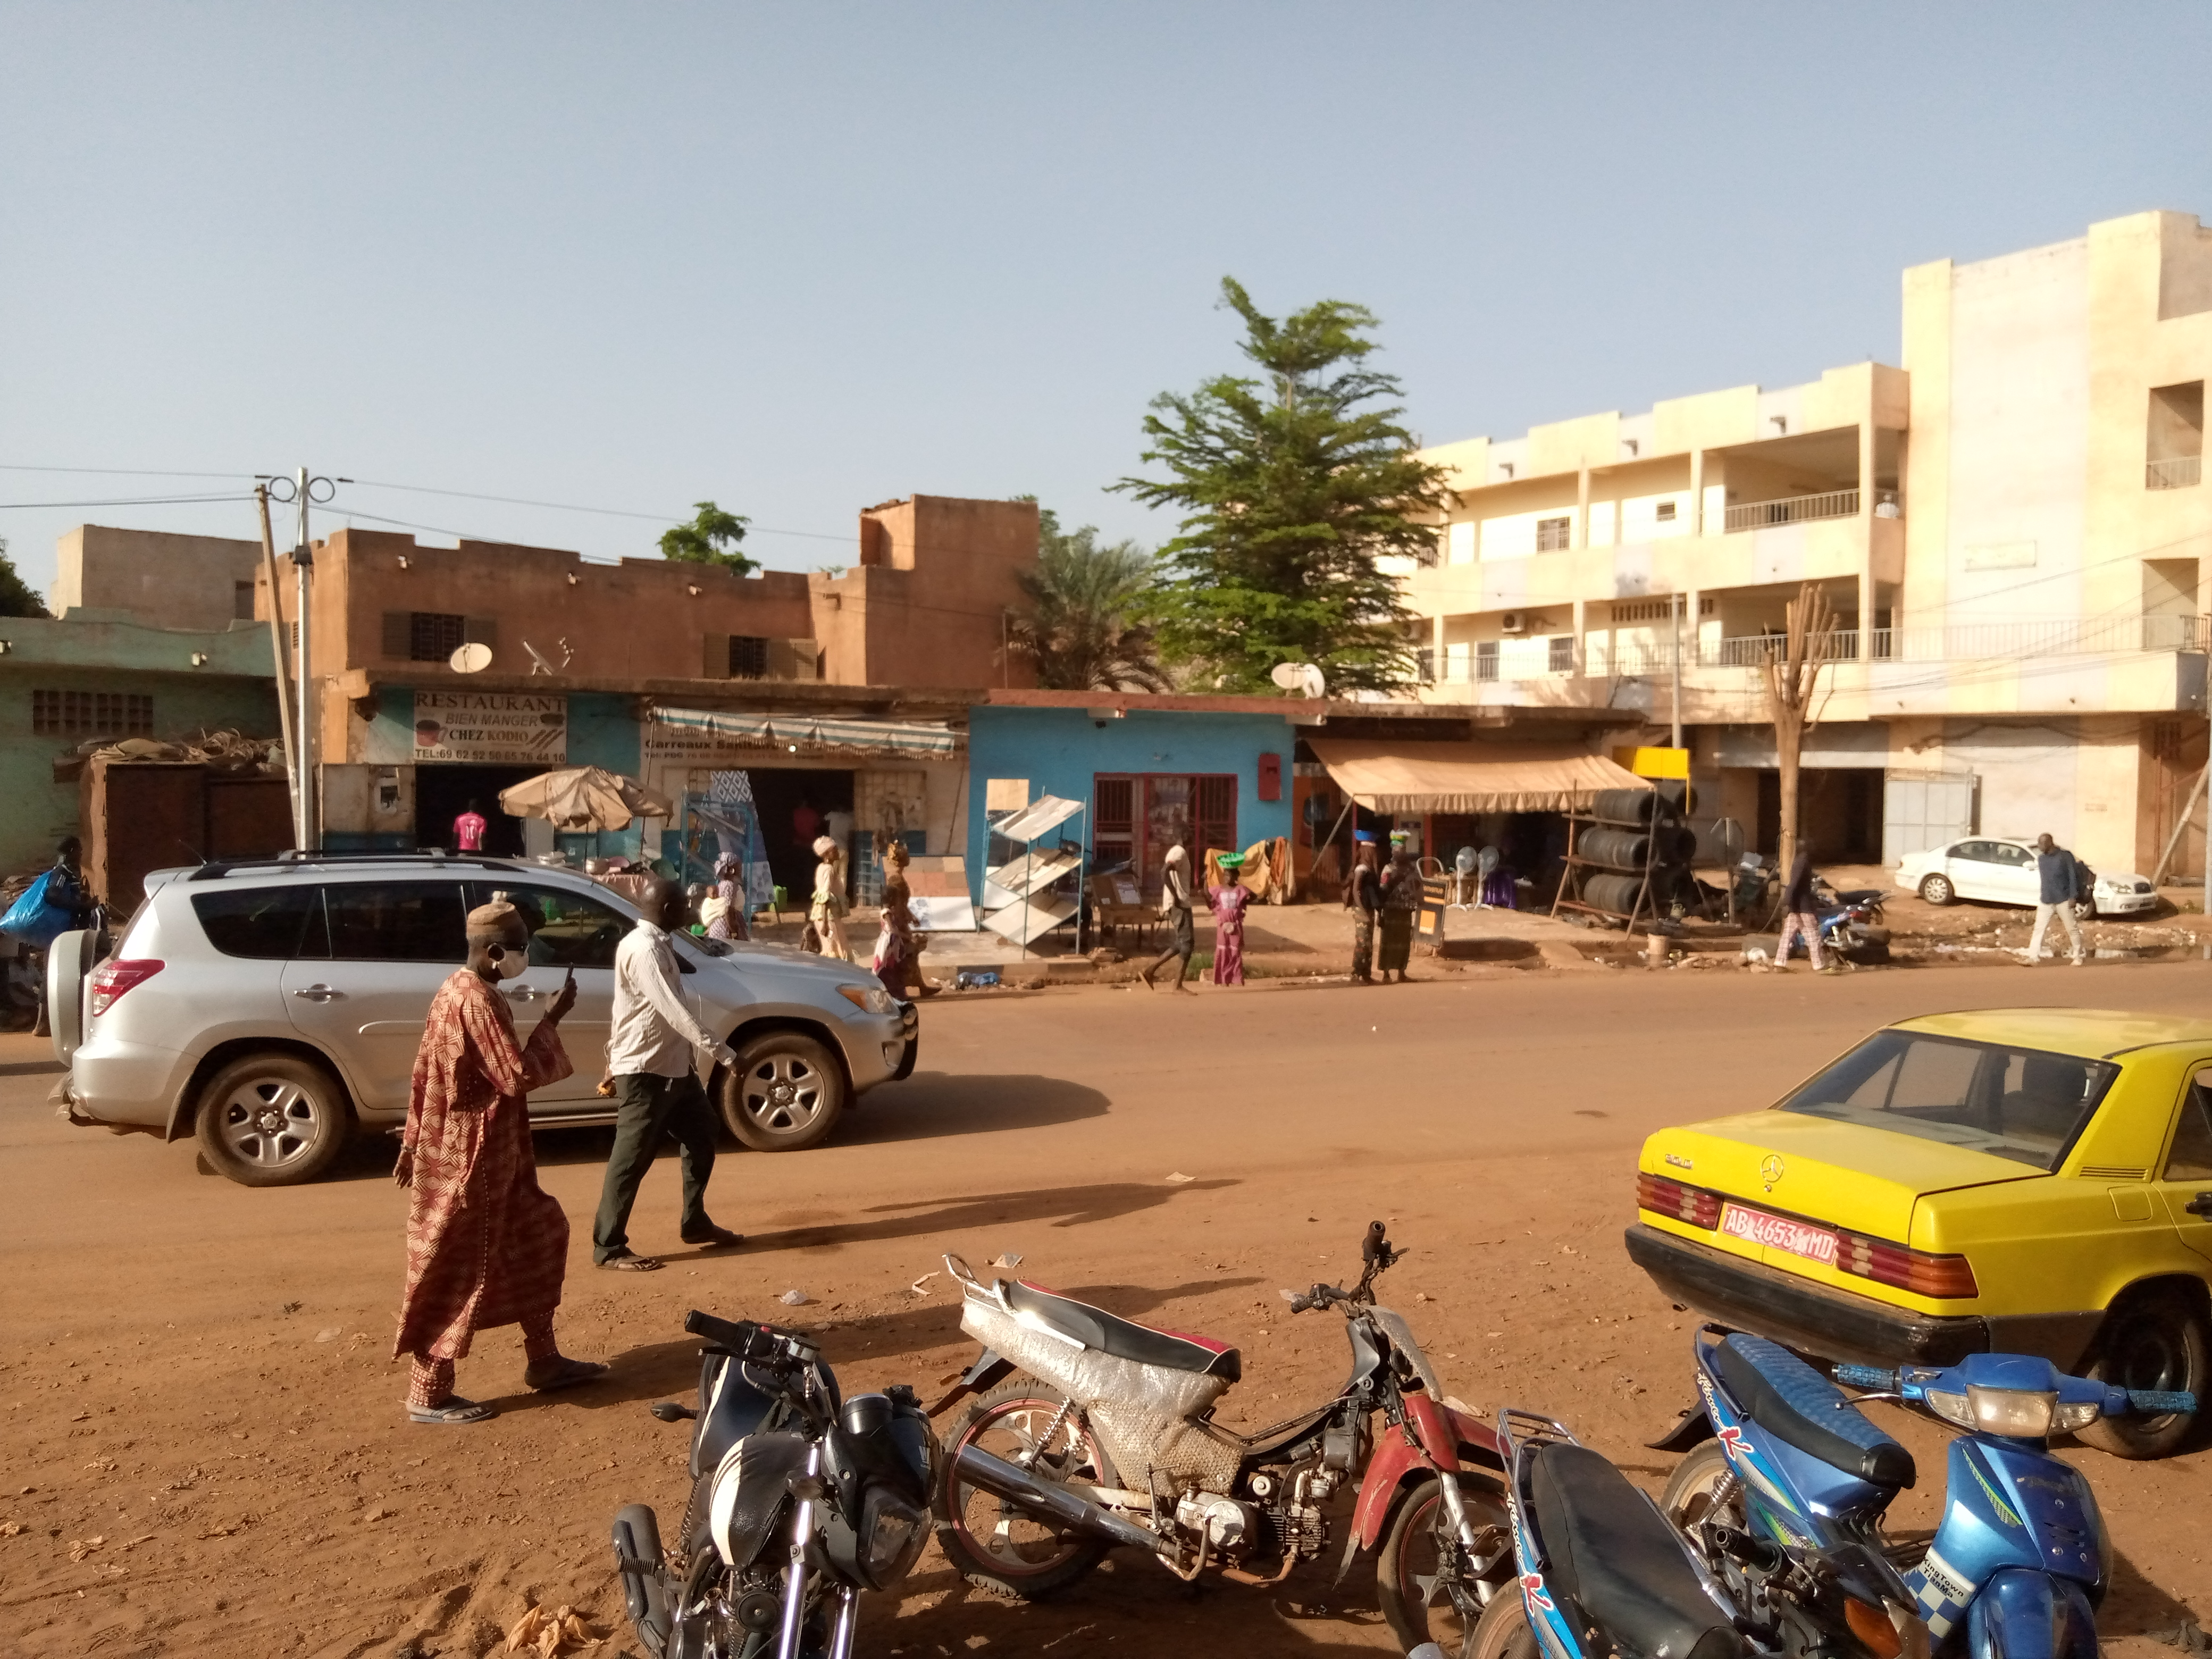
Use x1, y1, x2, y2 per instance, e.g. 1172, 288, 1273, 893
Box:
196, 1052, 353, 1187
717, 1032, 846, 1152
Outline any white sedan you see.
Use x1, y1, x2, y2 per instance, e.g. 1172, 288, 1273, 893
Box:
1895, 836, 2158, 915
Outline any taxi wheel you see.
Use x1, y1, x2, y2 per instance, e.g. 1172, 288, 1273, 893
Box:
2077, 1289, 2208, 1459
1918, 873, 1955, 906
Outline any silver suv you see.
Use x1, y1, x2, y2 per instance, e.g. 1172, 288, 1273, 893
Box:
50, 852, 918, 1187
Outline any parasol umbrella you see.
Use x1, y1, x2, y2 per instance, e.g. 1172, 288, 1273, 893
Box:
499, 766, 675, 832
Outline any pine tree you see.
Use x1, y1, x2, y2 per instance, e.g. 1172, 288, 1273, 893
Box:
1116, 279, 1447, 691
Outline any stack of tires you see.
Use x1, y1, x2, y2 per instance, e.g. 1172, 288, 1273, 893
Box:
1586, 785, 1696, 917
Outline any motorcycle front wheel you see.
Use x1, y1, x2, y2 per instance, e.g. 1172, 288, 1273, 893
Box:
1377, 1473, 1509, 1654
936, 1380, 1115, 1601
1465, 1585, 1541, 1659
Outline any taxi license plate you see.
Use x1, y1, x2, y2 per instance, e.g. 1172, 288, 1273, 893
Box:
1720, 1203, 1837, 1266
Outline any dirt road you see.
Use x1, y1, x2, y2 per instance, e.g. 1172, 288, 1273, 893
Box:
4, 962, 2209, 1657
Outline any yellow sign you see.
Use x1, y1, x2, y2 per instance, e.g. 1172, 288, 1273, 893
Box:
1614, 745, 1689, 780
985, 777, 1031, 812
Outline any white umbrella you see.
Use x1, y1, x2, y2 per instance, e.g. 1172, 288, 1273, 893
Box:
498, 766, 674, 833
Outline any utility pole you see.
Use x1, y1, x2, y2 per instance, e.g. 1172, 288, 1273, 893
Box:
257, 468, 349, 851
252, 487, 299, 839
1670, 592, 1683, 751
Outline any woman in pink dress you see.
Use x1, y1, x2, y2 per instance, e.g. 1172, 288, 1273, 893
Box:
1207, 853, 1252, 986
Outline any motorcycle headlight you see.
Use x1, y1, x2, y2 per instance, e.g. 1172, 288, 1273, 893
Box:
1965, 1386, 2057, 1438
836, 983, 897, 1015
857, 1484, 930, 1590
2051, 1398, 2102, 1433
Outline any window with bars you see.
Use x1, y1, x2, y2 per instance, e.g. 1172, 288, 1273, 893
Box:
33, 690, 154, 736
1536, 516, 1572, 552
728, 635, 770, 678
1195, 775, 1236, 860
1093, 776, 1136, 874
381, 611, 494, 663
1548, 634, 1576, 674
1476, 640, 1499, 681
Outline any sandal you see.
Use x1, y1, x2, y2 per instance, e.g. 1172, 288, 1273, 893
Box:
596, 1250, 663, 1272
680, 1224, 744, 1250
524, 1355, 610, 1392
407, 1395, 497, 1426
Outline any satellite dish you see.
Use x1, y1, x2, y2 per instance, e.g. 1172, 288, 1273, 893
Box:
449, 642, 493, 674
1269, 662, 1326, 699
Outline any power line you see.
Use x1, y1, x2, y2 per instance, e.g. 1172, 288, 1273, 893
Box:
0, 464, 250, 480
0, 492, 253, 509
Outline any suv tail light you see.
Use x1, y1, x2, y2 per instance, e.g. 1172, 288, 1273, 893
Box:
1638, 1171, 1722, 1229
89, 959, 164, 1017
1836, 1230, 1978, 1298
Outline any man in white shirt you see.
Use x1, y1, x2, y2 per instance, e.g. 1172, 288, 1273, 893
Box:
592, 877, 743, 1271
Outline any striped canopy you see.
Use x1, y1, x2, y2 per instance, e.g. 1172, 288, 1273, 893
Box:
650, 707, 962, 758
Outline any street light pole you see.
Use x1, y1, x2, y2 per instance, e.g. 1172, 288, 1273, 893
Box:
1670, 592, 1683, 751
292, 467, 319, 852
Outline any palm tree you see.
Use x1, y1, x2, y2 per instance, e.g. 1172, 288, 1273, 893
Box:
1009, 509, 1170, 691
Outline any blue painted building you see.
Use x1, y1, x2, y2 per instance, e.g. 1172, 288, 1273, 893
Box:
966, 696, 1306, 901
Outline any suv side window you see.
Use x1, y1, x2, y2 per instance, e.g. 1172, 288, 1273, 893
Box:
2171, 1075, 2212, 1181
475, 882, 633, 969
315, 882, 468, 962
191, 886, 325, 959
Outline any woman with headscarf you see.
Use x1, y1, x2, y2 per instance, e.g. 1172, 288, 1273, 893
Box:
1377, 831, 1421, 983
809, 835, 854, 961
1206, 851, 1252, 986
1344, 831, 1381, 984
1137, 843, 1195, 992
701, 852, 749, 943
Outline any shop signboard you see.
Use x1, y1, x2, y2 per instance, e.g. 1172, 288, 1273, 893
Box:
412, 691, 567, 764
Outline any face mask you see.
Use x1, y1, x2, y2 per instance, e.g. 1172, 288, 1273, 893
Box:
488, 946, 529, 981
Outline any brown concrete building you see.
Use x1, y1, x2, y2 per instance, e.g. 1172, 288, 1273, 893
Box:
258, 492, 1038, 692
56, 526, 263, 632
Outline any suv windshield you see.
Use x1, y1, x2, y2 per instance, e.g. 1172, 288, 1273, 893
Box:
1777, 1029, 2117, 1170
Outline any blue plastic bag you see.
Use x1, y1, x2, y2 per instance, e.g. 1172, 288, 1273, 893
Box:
1, 870, 73, 950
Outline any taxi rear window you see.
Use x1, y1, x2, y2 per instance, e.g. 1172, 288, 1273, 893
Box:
1777, 1030, 2117, 1170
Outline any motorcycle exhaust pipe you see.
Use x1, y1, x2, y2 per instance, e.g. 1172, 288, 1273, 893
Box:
611, 1503, 675, 1658
953, 1444, 1159, 1554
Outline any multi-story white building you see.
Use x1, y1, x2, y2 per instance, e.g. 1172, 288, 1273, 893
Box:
1404, 209, 2212, 876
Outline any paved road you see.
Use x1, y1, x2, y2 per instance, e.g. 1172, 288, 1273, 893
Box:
3, 961, 2209, 1656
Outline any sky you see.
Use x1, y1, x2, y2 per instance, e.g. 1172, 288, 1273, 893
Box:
4, 3, 2210, 602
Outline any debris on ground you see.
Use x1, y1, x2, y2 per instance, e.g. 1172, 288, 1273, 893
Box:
778, 1288, 810, 1306
986, 1252, 1024, 1269
505, 1602, 602, 1654
1164, 1172, 1194, 1184
909, 1271, 939, 1296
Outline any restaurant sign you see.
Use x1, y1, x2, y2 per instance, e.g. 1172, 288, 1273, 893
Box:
412, 691, 567, 764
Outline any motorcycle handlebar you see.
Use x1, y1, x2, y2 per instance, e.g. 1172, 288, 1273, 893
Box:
684, 1309, 814, 1368
2127, 1389, 2197, 1415
1833, 1363, 1897, 1390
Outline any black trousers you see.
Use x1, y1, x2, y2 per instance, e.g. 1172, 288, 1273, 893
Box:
593, 1071, 718, 1261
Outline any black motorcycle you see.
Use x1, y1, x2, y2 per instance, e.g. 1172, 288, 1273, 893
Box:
613, 1310, 937, 1659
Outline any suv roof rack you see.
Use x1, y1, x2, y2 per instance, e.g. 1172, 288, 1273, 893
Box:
187, 850, 538, 882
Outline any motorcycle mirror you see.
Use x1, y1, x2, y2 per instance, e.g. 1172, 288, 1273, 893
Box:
649, 1401, 697, 1422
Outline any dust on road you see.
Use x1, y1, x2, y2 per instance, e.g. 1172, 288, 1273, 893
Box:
3, 962, 2208, 1656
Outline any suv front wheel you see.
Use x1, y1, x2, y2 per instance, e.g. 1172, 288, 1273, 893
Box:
196, 1052, 353, 1187
717, 1032, 847, 1152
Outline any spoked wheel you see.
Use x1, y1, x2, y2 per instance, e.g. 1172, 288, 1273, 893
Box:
1661, 1441, 1742, 1529
1377, 1473, 1510, 1654
1465, 1582, 1541, 1659
195, 1052, 351, 1187
718, 1033, 846, 1151
936, 1380, 1116, 1600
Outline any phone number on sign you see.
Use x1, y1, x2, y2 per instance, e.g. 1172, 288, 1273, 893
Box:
1720, 1204, 1837, 1264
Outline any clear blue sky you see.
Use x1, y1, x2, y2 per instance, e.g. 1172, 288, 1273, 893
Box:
5, 3, 2209, 602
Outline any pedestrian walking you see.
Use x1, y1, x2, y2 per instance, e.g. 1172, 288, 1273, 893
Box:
701, 852, 749, 942
453, 800, 488, 852
1345, 832, 1381, 984
2026, 832, 2089, 967
873, 886, 918, 1000
592, 876, 743, 1272
1208, 851, 1252, 985
1377, 832, 1420, 983
391, 899, 605, 1425
1138, 843, 1196, 992
1774, 839, 1828, 973
809, 835, 856, 962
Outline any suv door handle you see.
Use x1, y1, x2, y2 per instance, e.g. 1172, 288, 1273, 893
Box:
2187, 1192, 2212, 1219
291, 984, 342, 1002
505, 986, 545, 1002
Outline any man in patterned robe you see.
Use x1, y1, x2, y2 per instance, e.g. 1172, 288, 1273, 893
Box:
391, 899, 606, 1423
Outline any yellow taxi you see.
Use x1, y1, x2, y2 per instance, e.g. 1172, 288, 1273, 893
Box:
1628, 1009, 2212, 1456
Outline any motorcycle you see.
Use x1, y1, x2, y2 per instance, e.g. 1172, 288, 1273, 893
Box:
1463, 1406, 1750, 1659
611, 1309, 937, 1659
928, 1222, 1512, 1654
1654, 1330, 2192, 1659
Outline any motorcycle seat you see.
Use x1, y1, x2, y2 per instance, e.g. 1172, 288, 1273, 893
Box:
1528, 1443, 1744, 1659
1003, 1280, 1242, 1382
1714, 1334, 1915, 1489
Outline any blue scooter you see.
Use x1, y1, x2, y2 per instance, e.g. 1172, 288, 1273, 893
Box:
1654, 1328, 2194, 1659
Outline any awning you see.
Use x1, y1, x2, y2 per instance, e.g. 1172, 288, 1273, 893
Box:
1306, 740, 1652, 814
650, 707, 962, 758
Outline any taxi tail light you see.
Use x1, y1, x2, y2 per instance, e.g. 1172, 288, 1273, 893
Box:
1637, 1171, 1722, 1229
89, 958, 164, 1017
1835, 1230, 1978, 1299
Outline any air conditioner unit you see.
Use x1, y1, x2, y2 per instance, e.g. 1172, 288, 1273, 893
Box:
1499, 611, 1526, 634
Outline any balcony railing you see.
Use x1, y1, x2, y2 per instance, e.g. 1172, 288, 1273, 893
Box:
2149, 456, 2202, 490
1721, 487, 1900, 532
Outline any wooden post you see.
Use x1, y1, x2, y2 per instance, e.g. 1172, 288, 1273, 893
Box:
254, 486, 300, 845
